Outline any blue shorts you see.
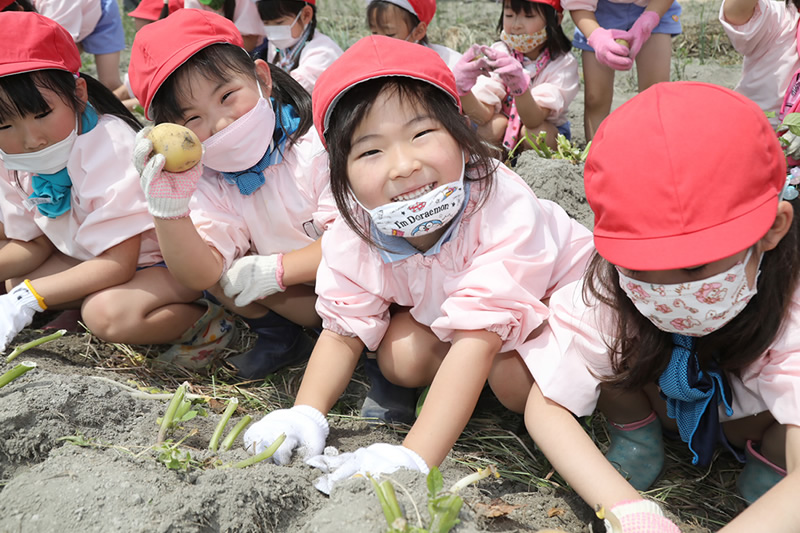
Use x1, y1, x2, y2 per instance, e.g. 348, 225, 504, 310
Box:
572, 0, 682, 52
81, 0, 126, 55
557, 121, 571, 140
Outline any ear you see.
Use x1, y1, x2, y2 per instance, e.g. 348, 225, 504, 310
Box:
300, 4, 313, 26
759, 200, 794, 252
74, 76, 89, 106
410, 21, 428, 42
254, 59, 273, 99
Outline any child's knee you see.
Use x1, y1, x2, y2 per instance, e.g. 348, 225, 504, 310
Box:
82, 291, 133, 341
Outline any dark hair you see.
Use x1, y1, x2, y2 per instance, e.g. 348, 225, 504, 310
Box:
496, 0, 572, 59
788, 0, 800, 10
256, 0, 317, 70
0, 69, 142, 132
324, 78, 497, 248
150, 43, 312, 146
583, 198, 800, 390
1, 0, 35, 11
367, 1, 429, 46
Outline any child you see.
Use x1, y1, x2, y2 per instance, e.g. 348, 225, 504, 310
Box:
29, 0, 127, 91
128, 0, 183, 31
128, 9, 337, 379
454, 0, 578, 151
252, 0, 343, 94
183, 0, 264, 52
563, 0, 681, 140
523, 82, 799, 530
0, 12, 233, 364
240, 35, 594, 492
366, 0, 461, 69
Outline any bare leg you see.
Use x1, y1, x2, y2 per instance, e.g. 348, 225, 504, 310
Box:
206, 283, 321, 328
488, 350, 533, 413
581, 50, 616, 141
377, 307, 449, 388
94, 52, 123, 91
635, 33, 672, 91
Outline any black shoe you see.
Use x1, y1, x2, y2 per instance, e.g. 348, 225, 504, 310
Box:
359, 356, 417, 425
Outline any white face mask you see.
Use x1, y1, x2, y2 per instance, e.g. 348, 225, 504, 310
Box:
500, 28, 548, 54
264, 11, 302, 50
617, 248, 761, 337
0, 118, 78, 175
202, 84, 275, 173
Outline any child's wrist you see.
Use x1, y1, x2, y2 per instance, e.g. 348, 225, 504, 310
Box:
275, 253, 286, 291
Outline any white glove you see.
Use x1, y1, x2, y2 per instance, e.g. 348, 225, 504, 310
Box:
243, 404, 329, 465
306, 443, 429, 495
781, 129, 800, 159
0, 283, 46, 353
219, 253, 285, 307
605, 500, 680, 533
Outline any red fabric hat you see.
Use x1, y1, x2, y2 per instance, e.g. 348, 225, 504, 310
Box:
312, 34, 460, 147
368, 0, 436, 25
0, 0, 17, 10
527, 0, 563, 13
585, 81, 786, 271
128, 0, 184, 22
0, 12, 80, 78
128, 8, 243, 120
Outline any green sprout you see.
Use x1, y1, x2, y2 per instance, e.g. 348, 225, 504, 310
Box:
209, 397, 239, 452
0, 361, 37, 388
6, 329, 66, 363
507, 131, 590, 164
156, 382, 207, 443
232, 433, 286, 468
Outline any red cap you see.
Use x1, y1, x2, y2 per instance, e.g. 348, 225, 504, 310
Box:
368, 0, 436, 25
528, 0, 563, 13
128, 0, 184, 22
585, 82, 787, 271
128, 9, 243, 120
0, 0, 17, 10
0, 12, 80, 78
312, 34, 460, 147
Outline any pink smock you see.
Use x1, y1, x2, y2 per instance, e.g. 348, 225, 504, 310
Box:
719, 0, 800, 127
0, 115, 161, 265
267, 31, 343, 94
472, 42, 579, 128
522, 279, 800, 427
315, 163, 594, 352
183, 0, 265, 40
31, 0, 102, 43
561, 0, 649, 11
188, 129, 337, 271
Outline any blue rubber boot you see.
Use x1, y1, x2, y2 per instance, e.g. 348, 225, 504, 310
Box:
737, 440, 787, 505
605, 412, 665, 490
227, 312, 315, 380
359, 355, 417, 425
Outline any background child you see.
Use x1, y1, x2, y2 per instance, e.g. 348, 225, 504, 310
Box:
128, 9, 337, 379
454, 0, 578, 151
523, 82, 800, 530
183, 0, 265, 51
563, 0, 681, 140
252, 0, 343, 94
0, 12, 231, 365
128, 0, 183, 31
240, 35, 593, 492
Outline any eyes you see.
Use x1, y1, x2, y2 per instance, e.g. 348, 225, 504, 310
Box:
0, 108, 53, 130
353, 127, 436, 160
503, 9, 537, 19
181, 89, 237, 126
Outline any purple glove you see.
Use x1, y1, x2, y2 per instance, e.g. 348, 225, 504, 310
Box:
587, 27, 633, 70
604, 500, 681, 533
452, 44, 491, 96
480, 46, 530, 96
620, 11, 660, 59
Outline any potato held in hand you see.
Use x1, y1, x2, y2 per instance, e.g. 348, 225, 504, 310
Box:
148, 123, 203, 173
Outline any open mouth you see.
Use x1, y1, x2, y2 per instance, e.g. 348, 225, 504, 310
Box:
391, 183, 435, 202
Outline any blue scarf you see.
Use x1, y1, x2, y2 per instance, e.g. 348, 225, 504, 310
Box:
29, 105, 99, 218
659, 333, 734, 466
221, 100, 301, 195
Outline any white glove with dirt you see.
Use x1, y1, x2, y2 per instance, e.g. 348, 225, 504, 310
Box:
243, 404, 328, 465
781, 129, 800, 159
219, 253, 284, 307
306, 443, 429, 494
0, 283, 46, 353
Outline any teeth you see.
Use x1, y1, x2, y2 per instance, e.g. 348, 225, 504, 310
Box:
392, 183, 435, 202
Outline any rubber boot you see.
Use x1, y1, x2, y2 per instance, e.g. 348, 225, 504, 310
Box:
359, 355, 417, 425
226, 312, 315, 380
736, 440, 787, 505
605, 411, 665, 490
157, 299, 237, 370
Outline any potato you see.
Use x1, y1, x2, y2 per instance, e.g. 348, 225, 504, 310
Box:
615, 38, 630, 48
148, 123, 203, 173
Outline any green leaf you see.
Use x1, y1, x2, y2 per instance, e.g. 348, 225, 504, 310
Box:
427, 467, 444, 500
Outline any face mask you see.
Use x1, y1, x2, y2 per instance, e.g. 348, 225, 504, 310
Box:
500, 28, 548, 54
0, 118, 78, 175
356, 158, 467, 238
202, 83, 275, 173
617, 248, 761, 337
264, 11, 302, 50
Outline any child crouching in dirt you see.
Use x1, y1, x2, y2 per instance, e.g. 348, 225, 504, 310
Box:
523, 82, 800, 531
240, 35, 594, 494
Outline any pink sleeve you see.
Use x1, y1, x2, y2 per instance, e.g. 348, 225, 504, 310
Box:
719, 0, 795, 57
529, 52, 580, 125
0, 168, 43, 243
561, 0, 597, 12
34, 0, 101, 42
291, 33, 343, 94
315, 219, 392, 351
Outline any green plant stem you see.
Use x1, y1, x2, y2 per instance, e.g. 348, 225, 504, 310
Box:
157, 382, 188, 444
370, 475, 406, 529
209, 398, 239, 452
6, 329, 66, 363
0, 361, 36, 388
448, 464, 497, 493
220, 414, 252, 451
232, 433, 286, 468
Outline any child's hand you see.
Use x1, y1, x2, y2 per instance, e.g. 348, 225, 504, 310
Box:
242, 405, 329, 464
619, 11, 660, 59
219, 253, 285, 307
482, 48, 530, 96
133, 126, 202, 219
306, 443, 429, 494
604, 500, 680, 533
0, 283, 46, 353
587, 28, 634, 70
452, 44, 491, 96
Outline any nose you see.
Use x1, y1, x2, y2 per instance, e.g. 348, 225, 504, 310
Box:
509, 13, 524, 31
387, 144, 421, 180
21, 123, 48, 152
210, 113, 236, 137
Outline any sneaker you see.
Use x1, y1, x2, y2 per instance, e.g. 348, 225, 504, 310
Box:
359, 355, 417, 425
156, 299, 236, 370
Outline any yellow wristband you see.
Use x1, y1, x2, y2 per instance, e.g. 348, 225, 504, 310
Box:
23, 279, 47, 311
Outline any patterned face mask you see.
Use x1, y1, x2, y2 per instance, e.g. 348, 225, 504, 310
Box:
500, 28, 547, 54
617, 248, 761, 337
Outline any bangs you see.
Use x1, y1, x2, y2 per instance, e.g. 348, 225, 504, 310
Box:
0, 70, 76, 124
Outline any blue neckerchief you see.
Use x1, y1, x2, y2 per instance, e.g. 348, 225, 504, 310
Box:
30, 105, 99, 218
659, 333, 734, 466
221, 99, 301, 195
372, 182, 471, 264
